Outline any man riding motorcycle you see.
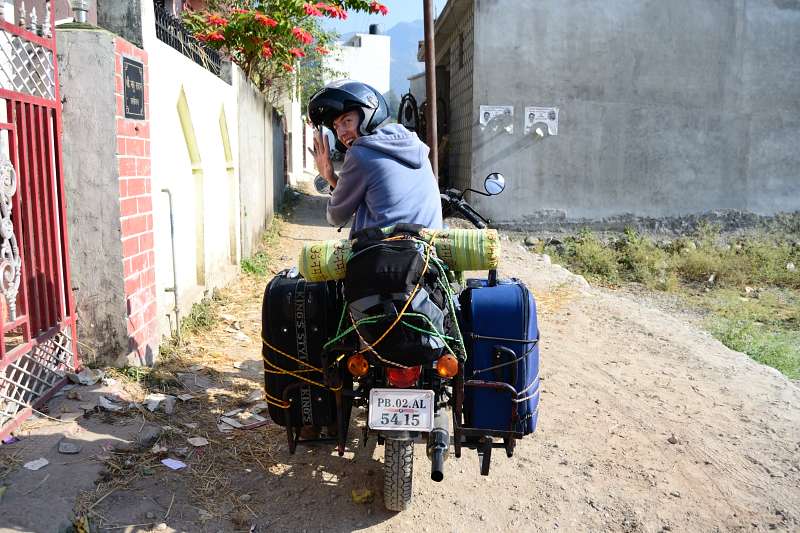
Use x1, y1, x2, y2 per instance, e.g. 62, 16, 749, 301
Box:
308, 79, 443, 236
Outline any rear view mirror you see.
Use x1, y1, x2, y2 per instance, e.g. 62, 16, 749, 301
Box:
314, 175, 332, 195
484, 173, 506, 195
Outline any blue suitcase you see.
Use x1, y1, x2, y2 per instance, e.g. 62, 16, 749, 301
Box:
459, 278, 540, 435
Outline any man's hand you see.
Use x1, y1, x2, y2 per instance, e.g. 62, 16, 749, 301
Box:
312, 128, 336, 188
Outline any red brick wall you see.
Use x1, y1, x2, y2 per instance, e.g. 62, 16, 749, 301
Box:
114, 38, 158, 364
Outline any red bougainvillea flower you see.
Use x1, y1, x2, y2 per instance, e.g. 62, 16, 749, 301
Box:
194, 32, 208, 42
316, 3, 347, 19
369, 2, 389, 15
284, 63, 295, 72
206, 13, 228, 26
303, 3, 323, 16
261, 42, 273, 58
206, 31, 225, 42
315, 45, 329, 55
288, 47, 306, 58
292, 27, 314, 45
334, 5, 348, 19
254, 13, 278, 27
232, 8, 249, 14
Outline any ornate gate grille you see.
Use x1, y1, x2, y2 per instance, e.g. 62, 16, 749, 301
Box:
0, 2, 78, 437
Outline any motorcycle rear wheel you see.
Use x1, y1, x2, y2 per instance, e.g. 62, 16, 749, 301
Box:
383, 439, 414, 511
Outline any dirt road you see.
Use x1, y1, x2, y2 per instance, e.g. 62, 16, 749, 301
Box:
3, 189, 799, 532
223, 191, 800, 532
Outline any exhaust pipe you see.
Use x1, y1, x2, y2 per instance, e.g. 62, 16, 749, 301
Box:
427, 410, 449, 482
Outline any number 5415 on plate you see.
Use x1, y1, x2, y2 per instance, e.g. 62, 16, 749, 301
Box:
368, 388, 434, 432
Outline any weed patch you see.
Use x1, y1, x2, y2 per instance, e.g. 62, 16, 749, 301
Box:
541, 225, 800, 379
241, 251, 270, 275
708, 318, 800, 379
241, 215, 284, 276
182, 297, 217, 334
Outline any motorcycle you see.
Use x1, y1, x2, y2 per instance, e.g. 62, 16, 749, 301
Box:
265, 172, 539, 512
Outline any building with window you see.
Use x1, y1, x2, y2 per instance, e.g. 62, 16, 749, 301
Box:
324, 25, 390, 95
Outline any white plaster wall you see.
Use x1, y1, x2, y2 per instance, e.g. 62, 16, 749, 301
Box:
284, 95, 305, 185
325, 33, 391, 94
141, 1, 239, 331
302, 122, 315, 174
408, 72, 426, 103
235, 67, 277, 260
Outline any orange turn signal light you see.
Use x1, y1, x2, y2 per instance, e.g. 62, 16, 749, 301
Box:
347, 354, 370, 377
436, 354, 459, 378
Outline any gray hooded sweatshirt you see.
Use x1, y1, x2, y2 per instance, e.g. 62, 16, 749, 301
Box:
327, 123, 443, 237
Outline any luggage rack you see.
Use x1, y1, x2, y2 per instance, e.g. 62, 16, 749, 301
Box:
281, 381, 352, 456
452, 370, 527, 476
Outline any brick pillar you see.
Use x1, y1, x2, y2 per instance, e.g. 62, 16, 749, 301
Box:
114, 38, 158, 365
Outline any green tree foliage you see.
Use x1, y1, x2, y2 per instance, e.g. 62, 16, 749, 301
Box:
183, 1, 388, 105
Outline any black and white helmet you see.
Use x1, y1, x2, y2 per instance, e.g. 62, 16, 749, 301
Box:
308, 79, 388, 136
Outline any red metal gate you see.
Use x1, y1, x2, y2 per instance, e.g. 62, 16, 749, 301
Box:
0, 1, 78, 438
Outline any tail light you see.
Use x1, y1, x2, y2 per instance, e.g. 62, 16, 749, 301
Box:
435, 354, 459, 378
385, 366, 422, 388
347, 354, 370, 377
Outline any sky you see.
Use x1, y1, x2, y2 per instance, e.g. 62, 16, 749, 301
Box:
323, 0, 447, 35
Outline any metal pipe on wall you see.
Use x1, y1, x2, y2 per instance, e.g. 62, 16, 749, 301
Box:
423, 0, 438, 179
161, 188, 181, 345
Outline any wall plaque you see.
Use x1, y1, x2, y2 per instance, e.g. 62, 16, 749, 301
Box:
122, 57, 145, 120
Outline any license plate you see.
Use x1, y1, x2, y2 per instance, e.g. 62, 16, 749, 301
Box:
368, 388, 435, 431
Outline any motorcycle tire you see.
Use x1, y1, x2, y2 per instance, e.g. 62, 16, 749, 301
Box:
383, 439, 414, 511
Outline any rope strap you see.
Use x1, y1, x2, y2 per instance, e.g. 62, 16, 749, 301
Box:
260, 335, 342, 410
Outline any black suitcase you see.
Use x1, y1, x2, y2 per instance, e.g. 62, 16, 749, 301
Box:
261, 269, 343, 428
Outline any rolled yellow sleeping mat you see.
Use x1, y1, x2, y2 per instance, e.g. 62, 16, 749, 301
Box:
298, 228, 500, 282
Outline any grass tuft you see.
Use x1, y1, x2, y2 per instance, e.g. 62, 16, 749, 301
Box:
543, 224, 800, 379
241, 215, 284, 276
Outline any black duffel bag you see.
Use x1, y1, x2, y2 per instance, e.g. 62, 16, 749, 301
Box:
343, 225, 451, 367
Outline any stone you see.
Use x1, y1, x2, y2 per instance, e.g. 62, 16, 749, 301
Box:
146, 512, 156, 519
524, 236, 540, 246
670, 490, 681, 498
573, 275, 591, 289
23, 458, 49, 470
187, 436, 209, 447
239, 493, 252, 502
787, 262, 796, 273
66, 368, 104, 386
144, 393, 177, 414
137, 424, 164, 449
58, 439, 82, 455
667, 434, 679, 445
67, 390, 83, 401
97, 396, 125, 412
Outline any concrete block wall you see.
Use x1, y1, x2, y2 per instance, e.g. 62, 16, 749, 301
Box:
113, 38, 158, 365
58, 28, 129, 366
434, 0, 474, 191
443, 0, 800, 225
58, 28, 159, 366
446, 4, 473, 191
